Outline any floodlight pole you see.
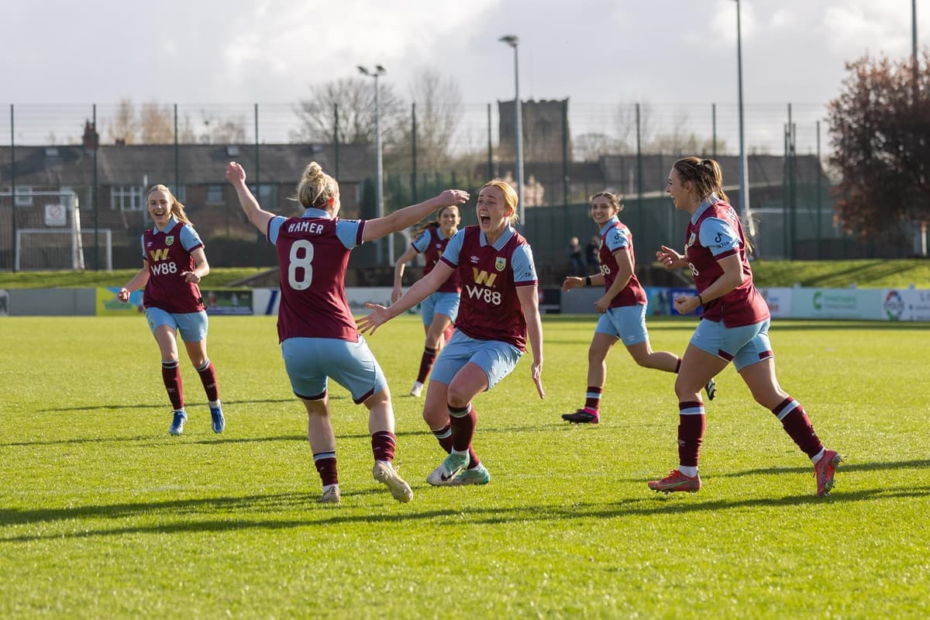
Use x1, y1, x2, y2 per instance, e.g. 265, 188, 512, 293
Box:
735, 0, 756, 240
359, 65, 389, 263
499, 35, 525, 228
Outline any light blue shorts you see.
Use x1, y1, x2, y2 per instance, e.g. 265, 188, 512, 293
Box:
594, 304, 649, 346
690, 318, 773, 371
281, 336, 387, 404
145, 308, 208, 343
421, 291, 460, 327
431, 330, 523, 391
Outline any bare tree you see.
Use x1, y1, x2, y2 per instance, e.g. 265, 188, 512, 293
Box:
108, 98, 138, 145
574, 133, 617, 161
291, 77, 407, 146
397, 68, 463, 170
140, 102, 174, 144
199, 110, 247, 144
613, 103, 655, 154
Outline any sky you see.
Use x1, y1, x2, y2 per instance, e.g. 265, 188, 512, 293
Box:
0, 0, 922, 150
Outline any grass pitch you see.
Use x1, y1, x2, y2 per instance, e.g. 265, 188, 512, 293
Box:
1, 315, 928, 618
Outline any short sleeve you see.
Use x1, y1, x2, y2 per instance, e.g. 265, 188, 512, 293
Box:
140, 235, 146, 260
605, 227, 630, 253
180, 225, 204, 252
412, 230, 431, 253
336, 219, 365, 249
698, 218, 741, 257
267, 216, 287, 245
512, 244, 538, 286
440, 229, 465, 267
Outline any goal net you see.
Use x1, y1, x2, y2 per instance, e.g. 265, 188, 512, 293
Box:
1, 190, 112, 271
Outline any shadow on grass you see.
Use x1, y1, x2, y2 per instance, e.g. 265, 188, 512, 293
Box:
37, 397, 340, 414
2, 481, 928, 543
713, 458, 930, 478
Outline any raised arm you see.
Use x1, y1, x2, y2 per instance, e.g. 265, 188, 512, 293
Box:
517, 285, 545, 400
226, 162, 275, 234
181, 247, 210, 284
358, 262, 454, 335
392, 244, 420, 304
362, 190, 468, 243
674, 253, 743, 315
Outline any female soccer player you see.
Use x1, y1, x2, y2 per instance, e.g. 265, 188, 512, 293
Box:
226, 160, 467, 504
117, 185, 224, 436
359, 180, 545, 487
561, 191, 715, 425
650, 157, 840, 496
391, 205, 461, 397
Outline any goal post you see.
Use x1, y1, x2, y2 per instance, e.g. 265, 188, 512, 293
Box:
2, 190, 112, 271
15, 228, 112, 271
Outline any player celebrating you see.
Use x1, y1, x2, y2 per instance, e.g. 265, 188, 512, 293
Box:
650, 157, 841, 496
226, 160, 467, 504
118, 185, 224, 436
391, 205, 461, 397
359, 180, 545, 488
561, 191, 716, 424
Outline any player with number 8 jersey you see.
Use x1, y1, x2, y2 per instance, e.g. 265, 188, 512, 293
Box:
227, 160, 468, 504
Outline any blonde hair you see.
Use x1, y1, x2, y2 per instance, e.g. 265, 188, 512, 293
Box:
412, 204, 460, 238
590, 191, 624, 213
147, 184, 191, 225
672, 157, 729, 203
292, 161, 338, 209
481, 180, 519, 225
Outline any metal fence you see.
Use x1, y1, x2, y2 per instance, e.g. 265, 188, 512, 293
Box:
0, 100, 913, 276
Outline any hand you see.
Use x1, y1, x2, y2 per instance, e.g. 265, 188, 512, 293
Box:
594, 296, 611, 314
226, 162, 246, 185
435, 189, 470, 207
562, 276, 583, 292
674, 295, 701, 315
357, 303, 392, 335
181, 271, 201, 284
657, 245, 686, 270
117, 287, 130, 303
531, 361, 545, 400
391, 287, 403, 304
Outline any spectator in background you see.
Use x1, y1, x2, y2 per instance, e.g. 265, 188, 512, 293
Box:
568, 237, 584, 276
585, 235, 600, 272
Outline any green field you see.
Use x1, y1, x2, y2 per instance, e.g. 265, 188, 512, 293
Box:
1, 316, 928, 618
1, 258, 930, 289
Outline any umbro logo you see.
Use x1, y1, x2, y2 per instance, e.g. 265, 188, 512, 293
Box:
147, 242, 153, 247
470, 255, 479, 263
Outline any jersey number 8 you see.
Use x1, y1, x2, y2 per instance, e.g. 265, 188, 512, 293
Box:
288, 240, 314, 290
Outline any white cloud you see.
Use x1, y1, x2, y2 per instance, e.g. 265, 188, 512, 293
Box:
823, 3, 911, 57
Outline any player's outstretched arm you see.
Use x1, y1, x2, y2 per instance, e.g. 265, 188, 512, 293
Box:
358, 262, 453, 335
362, 190, 468, 243
226, 162, 275, 233
517, 285, 545, 400
118, 262, 150, 302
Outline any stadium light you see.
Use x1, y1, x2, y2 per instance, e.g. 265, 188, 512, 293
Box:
734, 0, 756, 240
499, 35, 525, 228
358, 64, 390, 263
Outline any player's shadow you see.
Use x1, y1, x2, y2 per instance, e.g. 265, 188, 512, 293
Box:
3, 483, 928, 544
36, 397, 337, 414
713, 458, 930, 479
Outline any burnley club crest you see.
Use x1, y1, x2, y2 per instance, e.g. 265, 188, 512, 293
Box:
495, 257, 507, 271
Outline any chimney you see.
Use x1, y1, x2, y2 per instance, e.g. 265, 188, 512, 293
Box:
82, 120, 99, 151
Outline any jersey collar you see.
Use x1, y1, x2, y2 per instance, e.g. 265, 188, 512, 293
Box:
153, 217, 179, 234
480, 225, 514, 250
598, 216, 620, 237
302, 207, 333, 219
691, 193, 719, 225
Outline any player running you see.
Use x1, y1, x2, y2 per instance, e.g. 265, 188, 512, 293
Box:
561, 191, 716, 424
359, 180, 545, 488
650, 157, 841, 496
118, 185, 225, 437
391, 205, 461, 397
